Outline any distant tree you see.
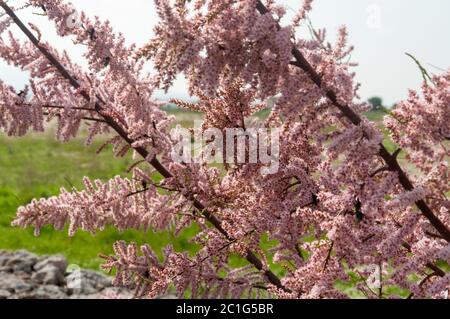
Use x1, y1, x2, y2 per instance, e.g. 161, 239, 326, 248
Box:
368, 96, 383, 110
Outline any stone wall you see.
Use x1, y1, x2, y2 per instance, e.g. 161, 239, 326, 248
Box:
0, 250, 133, 299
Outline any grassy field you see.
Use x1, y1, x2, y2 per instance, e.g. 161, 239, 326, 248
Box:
0, 109, 402, 297
0, 117, 205, 270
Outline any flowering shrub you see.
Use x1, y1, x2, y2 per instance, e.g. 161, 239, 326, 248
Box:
0, 0, 448, 299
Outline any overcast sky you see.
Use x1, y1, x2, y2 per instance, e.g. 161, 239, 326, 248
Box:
1, 0, 449, 106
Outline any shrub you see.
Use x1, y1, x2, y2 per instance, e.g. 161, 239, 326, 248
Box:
0, 0, 448, 299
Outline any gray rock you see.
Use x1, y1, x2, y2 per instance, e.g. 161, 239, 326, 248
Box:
0, 253, 11, 267
4, 250, 38, 274
0, 273, 34, 293
12, 281, 35, 294
0, 250, 134, 299
0, 267, 12, 273
0, 289, 12, 299
17, 285, 67, 299
0, 272, 20, 290
34, 255, 68, 275
101, 287, 133, 299
66, 269, 112, 295
32, 265, 65, 286
69, 294, 102, 299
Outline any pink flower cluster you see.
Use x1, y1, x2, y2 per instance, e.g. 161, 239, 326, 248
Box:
385, 71, 449, 223
12, 171, 197, 236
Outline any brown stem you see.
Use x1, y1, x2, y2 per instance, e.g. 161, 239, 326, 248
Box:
41, 104, 95, 111
378, 262, 383, 299
294, 243, 304, 261
214, 277, 268, 291
256, 1, 450, 243
369, 166, 390, 178
43, 112, 106, 123
4, 103, 95, 112
322, 241, 334, 272
402, 242, 446, 277
0, 2, 289, 293
407, 272, 439, 299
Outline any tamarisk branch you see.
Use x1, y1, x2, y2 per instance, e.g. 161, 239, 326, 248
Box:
256, 0, 450, 243
0, 1, 288, 293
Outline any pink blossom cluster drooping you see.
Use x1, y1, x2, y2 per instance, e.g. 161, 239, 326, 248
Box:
385, 71, 450, 224
12, 171, 195, 236
1, 0, 448, 299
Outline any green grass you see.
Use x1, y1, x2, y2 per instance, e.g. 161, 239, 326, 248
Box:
0, 132, 201, 270
363, 108, 389, 122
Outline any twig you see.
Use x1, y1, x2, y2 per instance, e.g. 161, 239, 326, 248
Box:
63, 176, 76, 191
402, 242, 446, 278
407, 271, 438, 299
214, 277, 268, 291
405, 52, 434, 86
369, 166, 390, 178
126, 160, 147, 173
322, 241, 334, 272
378, 262, 383, 299
2, 103, 95, 112
42, 112, 107, 123
41, 104, 95, 112
356, 270, 379, 298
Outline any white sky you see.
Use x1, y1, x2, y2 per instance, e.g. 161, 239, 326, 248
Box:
1, 0, 449, 106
